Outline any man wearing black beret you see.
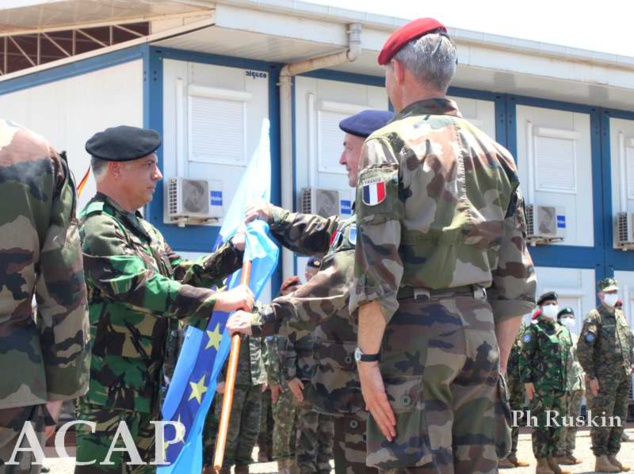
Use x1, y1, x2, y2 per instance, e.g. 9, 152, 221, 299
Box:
73, 125, 255, 471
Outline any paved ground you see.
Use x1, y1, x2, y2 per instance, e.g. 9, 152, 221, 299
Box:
43, 424, 634, 473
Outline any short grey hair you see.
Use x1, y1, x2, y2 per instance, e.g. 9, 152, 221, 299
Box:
91, 156, 109, 181
393, 32, 457, 92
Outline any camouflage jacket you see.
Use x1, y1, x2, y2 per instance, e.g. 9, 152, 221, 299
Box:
506, 324, 526, 384
349, 98, 536, 323
263, 335, 290, 389
577, 304, 634, 380
219, 335, 265, 387
251, 206, 365, 414
518, 317, 572, 392
283, 333, 315, 383
565, 334, 585, 392
0, 119, 89, 410
79, 193, 242, 413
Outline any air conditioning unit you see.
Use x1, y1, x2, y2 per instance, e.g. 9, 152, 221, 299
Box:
299, 188, 340, 218
616, 212, 634, 250
525, 204, 566, 244
166, 177, 223, 226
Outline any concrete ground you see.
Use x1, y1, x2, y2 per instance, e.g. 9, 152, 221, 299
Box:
42, 424, 634, 473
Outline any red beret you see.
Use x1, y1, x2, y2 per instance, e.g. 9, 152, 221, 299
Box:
378, 18, 447, 66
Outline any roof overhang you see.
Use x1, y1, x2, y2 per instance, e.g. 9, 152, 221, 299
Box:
2, 0, 633, 111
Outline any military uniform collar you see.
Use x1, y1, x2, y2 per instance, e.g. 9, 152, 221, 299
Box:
94, 192, 150, 240
396, 98, 462, 121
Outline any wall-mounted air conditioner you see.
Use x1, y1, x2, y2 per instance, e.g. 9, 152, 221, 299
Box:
616, 212, 634, 250
526, 204, 566, 244
166, 177, 223, 226
299, 188, 340, 218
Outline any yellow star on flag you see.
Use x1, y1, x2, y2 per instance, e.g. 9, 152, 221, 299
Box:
206, 323, 222, 351
188, 374, 208, 405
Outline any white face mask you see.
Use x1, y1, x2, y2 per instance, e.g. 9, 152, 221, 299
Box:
603, 293, 619, 308
560, 317, 575, 332
541, 305, 559, 320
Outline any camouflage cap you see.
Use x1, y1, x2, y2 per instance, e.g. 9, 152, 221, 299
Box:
598, 277, 618, 292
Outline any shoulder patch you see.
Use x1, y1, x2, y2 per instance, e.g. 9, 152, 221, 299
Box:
348, 223, 357, 245
585, 333, 596, 343
361, 177, 386, 206
522, 333, 531, 343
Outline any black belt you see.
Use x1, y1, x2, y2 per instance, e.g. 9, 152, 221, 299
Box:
397, 284, 487, 302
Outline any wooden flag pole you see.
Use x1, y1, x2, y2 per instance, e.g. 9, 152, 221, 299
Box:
213, 259, 252, 471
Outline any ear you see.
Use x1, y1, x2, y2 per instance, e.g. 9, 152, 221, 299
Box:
392, 59, 406, 85
108, 161, 121, 178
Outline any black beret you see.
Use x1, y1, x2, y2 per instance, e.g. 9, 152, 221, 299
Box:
557, 306, 574, 319
537, 291, 558, 306
86, 125, 161, 161
339, 110, 394, 138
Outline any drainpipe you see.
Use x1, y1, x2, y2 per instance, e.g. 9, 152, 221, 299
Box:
278, 23, 362, 279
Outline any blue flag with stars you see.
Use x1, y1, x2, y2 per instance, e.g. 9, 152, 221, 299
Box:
158, 120, 278, 472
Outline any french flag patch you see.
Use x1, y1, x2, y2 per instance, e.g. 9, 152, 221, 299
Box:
362, 178, 387, 206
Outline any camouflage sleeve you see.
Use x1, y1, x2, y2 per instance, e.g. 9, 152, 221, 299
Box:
349, 139, 403, 322
281, 340, 297, 382
486, 188, 536, 322
576, 312, 598, 379
169, 240, 243, 288
251, 250, 352, 340
81, 216, 218, 328
263, 336, 283, 386
36, 152, 89, 401
268, 205, 340, 256
518, 328, 536, 383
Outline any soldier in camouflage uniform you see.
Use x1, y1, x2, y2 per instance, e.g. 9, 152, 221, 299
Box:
256, 383, 274, 462
555, 307, 584, 466
228, 109, 394, 474
212, 335, 266, 473
498, 325, 530, 469
75, 125, 254, 473
577, 278, 634, 473
0, 120, 89, 474
348, 18, 536, 474
519, 292, 572, 474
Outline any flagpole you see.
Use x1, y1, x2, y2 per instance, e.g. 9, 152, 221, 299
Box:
213, 259, 252, 471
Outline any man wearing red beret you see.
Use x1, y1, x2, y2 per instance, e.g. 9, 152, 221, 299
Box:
350, 18, 536, 474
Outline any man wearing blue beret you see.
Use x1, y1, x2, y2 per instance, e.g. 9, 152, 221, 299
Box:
74, 125, 255, 472
227, 109, 393, 474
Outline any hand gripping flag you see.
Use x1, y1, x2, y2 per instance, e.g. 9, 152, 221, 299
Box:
158, 120, 278, 472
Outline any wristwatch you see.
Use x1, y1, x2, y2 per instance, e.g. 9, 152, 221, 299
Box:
354, 347, 380, 363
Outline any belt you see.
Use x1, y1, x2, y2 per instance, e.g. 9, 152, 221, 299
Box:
397, 284, 487, 302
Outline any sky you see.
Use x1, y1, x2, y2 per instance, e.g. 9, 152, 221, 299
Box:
306, 0, 633, 58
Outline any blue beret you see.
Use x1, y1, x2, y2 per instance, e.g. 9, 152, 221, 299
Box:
339, 110, 394, 138
86, 125, 161, 161
537, 291, 558, 306
306, 256, 322, 269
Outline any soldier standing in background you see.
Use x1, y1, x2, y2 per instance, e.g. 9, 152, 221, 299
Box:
0, 119, 89, 474
75, 125, 254, 472
227, 109, 393, 474
519, 291, 572, 474
498, 324, 531, 469
577, 278, 634, 473
556, 307, 584, 466
350, 17, 536, 474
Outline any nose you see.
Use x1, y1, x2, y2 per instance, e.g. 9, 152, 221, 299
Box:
153, 165, 163, 181
339, 151, 346, 166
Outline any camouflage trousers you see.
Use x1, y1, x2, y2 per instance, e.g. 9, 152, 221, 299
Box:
202, 395, 220, 467
586, 373, 630, 456
213, 384, 263, 468
505, 371, 525, 456
257, 389, 274, 461
558, 388, 584, 457
74, 400, 155, 474
273, 389, 298, 461
370, 295, 508, 474
0, 405, 50, 474
295, 402, 334, 473
528, 388, 567, 458
333, 412, 378, 474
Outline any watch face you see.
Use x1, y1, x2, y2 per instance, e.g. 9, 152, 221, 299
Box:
354, 347, 362, 362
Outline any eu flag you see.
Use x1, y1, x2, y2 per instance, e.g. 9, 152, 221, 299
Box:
158, 120, 278, 472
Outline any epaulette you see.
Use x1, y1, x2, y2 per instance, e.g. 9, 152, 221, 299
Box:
81, 201, 105, 218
